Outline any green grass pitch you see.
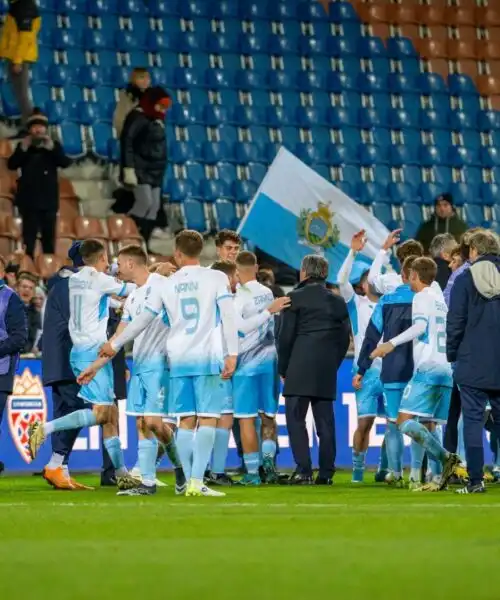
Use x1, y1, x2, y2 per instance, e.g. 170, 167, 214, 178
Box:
1, 472, 499, 600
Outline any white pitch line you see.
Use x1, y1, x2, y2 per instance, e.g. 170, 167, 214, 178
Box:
1, 502, 500, 509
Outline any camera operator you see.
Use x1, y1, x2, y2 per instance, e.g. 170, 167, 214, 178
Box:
7, 109, 72, 258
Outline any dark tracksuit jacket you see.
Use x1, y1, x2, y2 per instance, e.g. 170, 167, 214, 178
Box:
357, 283, 415, 389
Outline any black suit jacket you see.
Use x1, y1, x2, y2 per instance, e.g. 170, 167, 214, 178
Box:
278, 278, 350, 400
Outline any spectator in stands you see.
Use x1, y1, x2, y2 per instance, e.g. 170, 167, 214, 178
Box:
120, 86, 171, 252
0, 0, 41, 136
450, 246, 464, 273
429, 233, 457, 290
7, 110, 72, 258
113, 67, 151, 138
5, 262, 19, 290
416, 193, 468, 252
17, 271, 41, 353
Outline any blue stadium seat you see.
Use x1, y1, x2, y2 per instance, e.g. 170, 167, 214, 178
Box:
478, 110, 500, 132
370, 127, 391, 148
327, 36, 356, 57
448, 146, 480, 167
171, 141, 200, 164
387, 74, 418, 94
173, 67, 200, 89
457, 95, 481, 118
357, 36, 386, 58
59, 122, 84, 157
82, 29, 111, 51
247, 162, 267, 185
30, 63, 49, 84
267, 35, 295, 55
115, 30, 146, 52
419, 182, 447, 204
463, 204, 485, 227
420, 145, 446, 167
31, 85, 51, 110
420, 109, 446, 130
210, 0, 238, 18
386, 37, 417, 59
334, 181, 356, 199
402, 202, 423, 226
390, 144, 419, 166
398, 58, 421, 78
297, 0, 325, 21
295, 143, 323, 166
87, 0, 119, 13
431, 166, 453, 188
450, 183, 480, 207
147, 31, 176, 53
398, 93, 421, 114
391, 184, 418, 206
358, 144, 385, 166
239, 34, 266, 56
448, 74, 478, 97
199, 179, 232, 203
267, 1, 296, 20
389, 108, 418, 129
325, 144, 356, 166
481, 147, 500, 168
357, 73, 386, 93
337, 165, 361, 188
329, 0, 359, 22
372, 165, 392, 187
91, 122, 112, 159
215, 200, 239, 231
52, 29, 82, 50
184, 161, 206, 183
461, 166, 483, 189
180, 0, 211, 18
171, 103, 199, 126
239, 1, 268, 20
205, 68, 231, 89
296, 106, 325, 128
449, 110, 475, 130
340, 56, 363, 78
63, 87, 85, 107
358, 107, 387, 128
183, 198, 208, 233
432, 129, 452, 151
48, 64, 75, 87
359, 182, 387, 205
235, 70, 264, 91
417, 73, 448, 95
47, 101, 72, 124
372, 203, 393, 228
296, 71, 323, 92
327, 106, 357, 128
264, 105, 293, 127
79, 65, 111, 87
401, 165, 422, 189
325, 72, 356, 92
298, 36, 327, 57
77, 101, 106, 125
234, 180, 258, 204
212, 162, 236, 187
264, 143, 281, 163
234, 142, 262, 164
168, 180, 198, 204
57, 0, 87, 12
481, 183, 500, 206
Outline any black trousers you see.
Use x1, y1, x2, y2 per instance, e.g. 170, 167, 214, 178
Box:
285, 396, 336, 479
444, 383, 462, 453
51, 382, 85, 464
460, 385, 500, 485
21, 209, 57, 258
0, 391, 8, 435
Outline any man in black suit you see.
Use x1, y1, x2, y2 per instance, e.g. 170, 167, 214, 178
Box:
279, 254, 350, 485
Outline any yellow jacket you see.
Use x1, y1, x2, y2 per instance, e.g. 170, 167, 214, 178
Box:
0, 6, 41, 64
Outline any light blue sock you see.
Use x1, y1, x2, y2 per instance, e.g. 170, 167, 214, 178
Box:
262, 439, 277, 461
352, 449, 366, 472
410, 440, 425, 480
400, 420, 447, 463
457, 414, 466, 464
212, 428, 230, 475
386, 422, 403, 475
244, 452, 260, 475
138, 438, 158, 486
103, 436, 125, 473
176, 428, 195, 481
378, 435, 388, 472
44, 409, 97, 435
428, 429, 443, 477
192, 426, 216, 481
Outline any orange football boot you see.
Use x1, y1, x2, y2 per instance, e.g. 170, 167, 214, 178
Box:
69, 478, 95, 491
43, 466, 76, 490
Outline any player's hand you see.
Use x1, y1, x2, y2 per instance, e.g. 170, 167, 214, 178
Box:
221, 355, 237, 379
20, 135, 32, 150
352, 374, 363, 390
351, 229, 367, 253
268, 296, 291, 314
77, 366, 97, 385
123, 167, 138, 187
155, 261, 177, 277
99, 342, 117, 359
382, 229, 402, 251
370, 342, 395, 360
11, 63, 22, 75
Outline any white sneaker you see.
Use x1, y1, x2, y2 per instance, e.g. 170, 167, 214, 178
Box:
186, 481, 226, 497
155, 478, 168, 487
130, 466, 168, 487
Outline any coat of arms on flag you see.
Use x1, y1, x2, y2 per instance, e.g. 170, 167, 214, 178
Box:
7, 369, 47, 463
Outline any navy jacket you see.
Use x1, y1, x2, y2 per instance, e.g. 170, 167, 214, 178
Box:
358, 283, 414, 387
0, 282, 28, 392
447, 254, 500, 390
42, 267, 78, 386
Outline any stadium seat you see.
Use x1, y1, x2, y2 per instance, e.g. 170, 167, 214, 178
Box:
107, 216, 141, 241
36, 254, 66, 280
74, 217, 107, 240
214, 199, 239, 231
168, 179, 198, 204
182, 198, 208, 233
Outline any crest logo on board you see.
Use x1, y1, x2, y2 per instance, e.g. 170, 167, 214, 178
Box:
297, 202, 340, 251
8, 369, 47, 463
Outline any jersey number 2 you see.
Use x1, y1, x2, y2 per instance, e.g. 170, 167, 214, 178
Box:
181, 297, 200, 334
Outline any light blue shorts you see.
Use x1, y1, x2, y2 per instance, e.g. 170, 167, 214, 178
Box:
70, 350, 114, 406
126, 367, 166, 416
383, 386, 406, 422
233, 372, 278, 418
220, 379, 233, 414
356, 369, 385, 418
170, 375, 227, 418
401, 378, 452, 423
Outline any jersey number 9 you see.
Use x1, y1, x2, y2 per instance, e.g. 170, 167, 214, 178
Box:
181, 297, 200, 334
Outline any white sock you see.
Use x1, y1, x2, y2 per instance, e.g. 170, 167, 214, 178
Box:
410, 468, 421, 481
62, 465, 70, 478
115, 467, 128, 477
46, 453, 64, 469
44, 422, 55, 436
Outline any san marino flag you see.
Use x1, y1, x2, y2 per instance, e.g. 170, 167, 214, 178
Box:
238, 147, 390, 283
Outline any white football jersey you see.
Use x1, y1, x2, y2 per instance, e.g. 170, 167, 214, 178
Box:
122, 273, 168, 372
234, 280, 276, 375
411, 286, 453, 386
145, 265, 232, 377
69, 266, 134, 351
346, 294, 381, 371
